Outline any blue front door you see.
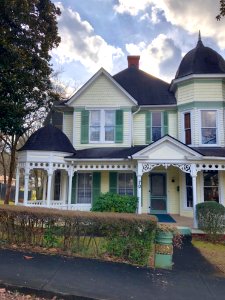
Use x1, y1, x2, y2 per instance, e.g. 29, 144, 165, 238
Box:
150, 173, 167, 214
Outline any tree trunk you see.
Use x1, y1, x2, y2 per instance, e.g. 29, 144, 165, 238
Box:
4, 139, 17, 204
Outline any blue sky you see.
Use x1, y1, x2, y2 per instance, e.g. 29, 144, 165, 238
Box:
51, 0, 225, 95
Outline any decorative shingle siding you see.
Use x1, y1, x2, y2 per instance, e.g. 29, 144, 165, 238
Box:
63, 112, 73, 144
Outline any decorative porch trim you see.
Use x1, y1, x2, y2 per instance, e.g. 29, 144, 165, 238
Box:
141, 163, 192, 174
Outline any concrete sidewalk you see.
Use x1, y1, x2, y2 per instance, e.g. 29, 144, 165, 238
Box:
0, 238, 225, 300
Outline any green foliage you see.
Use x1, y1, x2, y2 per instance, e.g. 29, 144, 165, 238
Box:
196, 201, 225, 241
91, 193, 138, 213
0, 0, 61, 135
0, 205, 157, 266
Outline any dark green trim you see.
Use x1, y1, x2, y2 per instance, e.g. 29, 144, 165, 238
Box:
81, 110, 89, 144
109, 172, 117, 194
163, 111, 168, 135
115, 110, 123, 143
133, 173, 137, 197
92, 172, 101, 205
71, 173, 77, 204
178, 101, 224, 111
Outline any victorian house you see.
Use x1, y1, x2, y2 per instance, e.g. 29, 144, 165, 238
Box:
16, 36, 225, 227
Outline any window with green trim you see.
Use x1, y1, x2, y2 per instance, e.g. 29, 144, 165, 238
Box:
77, 173, 92, 204
89, 110, 115, 142
152, 112, 162, 141
118, 173, 134, 195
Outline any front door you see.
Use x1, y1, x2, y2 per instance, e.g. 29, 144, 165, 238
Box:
150, 173, 167, 214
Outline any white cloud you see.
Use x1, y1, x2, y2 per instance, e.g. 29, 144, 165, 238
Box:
126, 34, 182, 82
52, 2, 124, 74
114, 0, 225, 49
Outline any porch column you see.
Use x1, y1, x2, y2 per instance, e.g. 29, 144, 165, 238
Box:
191, 164, 198, 228
24, 167, 29, 205
47, 164, 53, 208
137, 162, 143, 214
67, 167, 74, 209
14, 167, 20, 205
42, 174, 47, 201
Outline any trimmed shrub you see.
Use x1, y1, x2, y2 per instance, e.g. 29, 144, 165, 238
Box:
0, 205, 157, 266
91, 192, 138, 213
196, 201, 225, 240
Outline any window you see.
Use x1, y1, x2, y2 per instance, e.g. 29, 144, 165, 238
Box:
118, 173, 134, 195
54, 171, 61, 201
152, 112, 162, 141
89, 110, 115, 142
201, 111, 217, 144
184, 112, 191, 144
77, 173, 92, 204
203, 171, 219, 202
185, 173, 193, 207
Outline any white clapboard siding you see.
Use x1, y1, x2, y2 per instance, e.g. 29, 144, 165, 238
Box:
133, 113, 145, 145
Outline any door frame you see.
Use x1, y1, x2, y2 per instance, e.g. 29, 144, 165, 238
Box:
149, 172, 167, 214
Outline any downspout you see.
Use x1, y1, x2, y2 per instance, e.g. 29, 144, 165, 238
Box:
132, 107, 141, 146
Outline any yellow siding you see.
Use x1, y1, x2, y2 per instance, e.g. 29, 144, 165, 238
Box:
74, 111, 131, 149
133, 113, 145, 145
72, 74, 134, 107
142, 173, 149, 213
194, 79, 223, 101
168, 112, 178, 139
63, 113, 73, 143
167, 168, 179, 214
101, 171, 109, 193
177, 81, 194, 104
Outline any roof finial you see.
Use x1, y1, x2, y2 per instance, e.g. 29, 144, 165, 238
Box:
198, 30, 201, 42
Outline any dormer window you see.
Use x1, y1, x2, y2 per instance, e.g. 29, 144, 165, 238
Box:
201, 110, 217, 145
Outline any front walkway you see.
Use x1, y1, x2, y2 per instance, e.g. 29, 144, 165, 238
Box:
0, 239, 224, 300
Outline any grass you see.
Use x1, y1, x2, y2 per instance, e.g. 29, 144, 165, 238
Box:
192, 238, 225, 275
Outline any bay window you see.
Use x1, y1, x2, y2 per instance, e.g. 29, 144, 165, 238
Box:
184, 112, 192, 145
201, 110, 217, 144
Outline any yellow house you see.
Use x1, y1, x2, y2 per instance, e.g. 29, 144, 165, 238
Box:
16, 36, 225, 227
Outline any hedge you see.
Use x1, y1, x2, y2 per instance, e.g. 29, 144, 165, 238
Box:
196, 201, 225, 240
0, 205, 157, 266
91, 193, 138, 213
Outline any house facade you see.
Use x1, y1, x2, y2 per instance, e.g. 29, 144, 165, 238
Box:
16, 36, 225, 227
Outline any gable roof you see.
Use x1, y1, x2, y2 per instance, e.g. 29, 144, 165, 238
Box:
113, 66, 176, 106
132, 135, 203, 159
66, 68, 137, 106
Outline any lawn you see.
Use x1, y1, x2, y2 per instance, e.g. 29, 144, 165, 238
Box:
192, 238, 225, 275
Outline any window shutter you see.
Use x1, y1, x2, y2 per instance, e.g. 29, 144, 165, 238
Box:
92, 172, 101, 205
109, 172, 117, 194
146, 112, 152, 144
115, 110, 123, 143
71, 173, 77, 204
133, 172, 137, 197
81, 110, 89, 144
163, 111, 168, 135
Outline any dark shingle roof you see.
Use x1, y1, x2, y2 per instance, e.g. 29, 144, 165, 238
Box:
175, 39, 225, 79
19, 125, 76, 153
113, 66, 176, 105
66, 146, 146, 159
192, 147, 225, 157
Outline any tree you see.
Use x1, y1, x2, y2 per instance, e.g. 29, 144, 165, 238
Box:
217, 0, 225, 20
0, 0, 61, 204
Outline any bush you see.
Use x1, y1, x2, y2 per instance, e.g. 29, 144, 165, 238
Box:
91, 192, 138, 213
196, 201, 225, 241
0, 205, 157, 266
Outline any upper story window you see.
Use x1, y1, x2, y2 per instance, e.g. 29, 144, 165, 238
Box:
201, 110, 217, 145
152, 112, 162, 142
89, 110, 115, 142
184, 112, 192, 145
